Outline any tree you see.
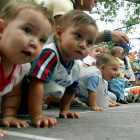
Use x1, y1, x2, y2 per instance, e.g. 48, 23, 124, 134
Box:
10, 0, 140, 34
89, 0, 140, 34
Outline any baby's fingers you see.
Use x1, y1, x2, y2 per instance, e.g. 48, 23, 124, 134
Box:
11, 120, 29, 128
41, 118, 57, 128
34, 118, 57, 128
18, 121, 29, 127
0, 129, 6, 137
59, 112, 67, 118
10, 120, 29, 128
67, 112, 81, 118
1, 120, 10, 127
99, 108, 104, 111
109, 103, 115, 107
34, 120, 44, 128
115, 103, 120, 106
47, 118, 57, 128
11, 121, 21, 128
73, 112, 81, 118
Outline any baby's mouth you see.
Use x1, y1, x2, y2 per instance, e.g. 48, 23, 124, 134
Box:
111, 76, 114, 79
76, 51, 82, 55
22, 51, 32, 56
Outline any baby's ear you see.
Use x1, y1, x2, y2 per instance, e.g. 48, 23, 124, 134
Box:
0, 19, 4, 38
55, 26, 62, 40
100, 64, 105, 70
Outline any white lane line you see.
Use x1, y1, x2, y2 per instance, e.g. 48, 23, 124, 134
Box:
77, 104, 140, 114
102, 111, 140, 113
5, 130, 63, 140
50, 104, 140, 117
3, 104, 140, 121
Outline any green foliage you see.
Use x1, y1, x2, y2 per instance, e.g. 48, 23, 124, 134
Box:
90, 0, 140, 34
107, 43, 114, 54
24, 0, 38, 3
16, 0, 140, 34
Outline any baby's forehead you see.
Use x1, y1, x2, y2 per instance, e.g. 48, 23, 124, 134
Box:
96, 47, 103, 51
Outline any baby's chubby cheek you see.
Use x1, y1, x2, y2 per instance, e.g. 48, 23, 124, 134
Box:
67, 45, 73, 51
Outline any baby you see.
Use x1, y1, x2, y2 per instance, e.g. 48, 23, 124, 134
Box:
79, 53, 120, 110
83, 45, 103, 67
0, 1, 54, 137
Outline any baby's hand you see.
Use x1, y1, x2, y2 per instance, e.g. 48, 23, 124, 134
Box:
59, 111, 81, 119
1, 116, 29, 128
31, 115, 57, 128
109, 101, 120, 107
125, 75, 131, 80
0, 129, 6, 137
91, 105, 104, 111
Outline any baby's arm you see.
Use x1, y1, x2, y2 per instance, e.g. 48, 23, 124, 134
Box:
124, 73, 131, 80
83, 62, 90, 67
1, 80, 29, 128
28, 77, 57, 128
88, 89, 104, 111
59, 93, 81, 119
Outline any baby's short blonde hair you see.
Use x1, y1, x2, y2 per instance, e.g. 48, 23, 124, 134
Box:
0, 1, 54, 26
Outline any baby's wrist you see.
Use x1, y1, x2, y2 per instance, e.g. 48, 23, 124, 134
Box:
31, 114, 44, 122
2, 115, 17, 119
90, 104, 98, 108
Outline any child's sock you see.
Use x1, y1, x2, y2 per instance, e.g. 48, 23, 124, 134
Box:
119, 99, 129, 104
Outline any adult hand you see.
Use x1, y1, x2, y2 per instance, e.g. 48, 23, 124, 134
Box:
111, 31, 129, 46
59, 111, 81, 119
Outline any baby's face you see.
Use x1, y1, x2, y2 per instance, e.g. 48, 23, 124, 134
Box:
102, 60, 119, 82
102, 45, 108, 53
55, 22, 98, 64
0, 9, 52, 64
89, 47, 103, 60
137, 54, 140, 58
116, 48, 125, 60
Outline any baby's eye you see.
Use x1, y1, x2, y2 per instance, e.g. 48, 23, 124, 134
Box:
113, 68, 117, 71
87, 40, 92, 46
40, 38, 46, 44
76, 33, 82, 39
24, 28, 32, 35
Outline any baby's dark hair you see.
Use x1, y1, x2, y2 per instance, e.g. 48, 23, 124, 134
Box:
54, 10, 98, 42
58, 10, 98, 30
96, 53, 118, 67
0, 1, 54, 26
111, 46, 123, 56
